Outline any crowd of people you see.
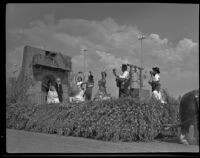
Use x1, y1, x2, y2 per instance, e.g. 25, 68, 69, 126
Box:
46, 64, 166, 104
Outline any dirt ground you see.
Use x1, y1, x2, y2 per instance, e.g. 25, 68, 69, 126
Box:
6, 129, 199, 153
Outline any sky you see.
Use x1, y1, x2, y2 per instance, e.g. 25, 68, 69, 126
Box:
6, 3, 199, 98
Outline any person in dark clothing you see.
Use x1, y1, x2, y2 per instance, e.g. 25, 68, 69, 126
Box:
113, 64, 130, 98
148, 67, 161, 92
84, 71, 94, 101
55, 77, 63, 103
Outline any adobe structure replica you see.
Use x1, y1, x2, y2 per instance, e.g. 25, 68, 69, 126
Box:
128, 64, 150, 101
17, 45, 72, 104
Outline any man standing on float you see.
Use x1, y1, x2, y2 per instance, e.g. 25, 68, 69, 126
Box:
113, 64, 130, 98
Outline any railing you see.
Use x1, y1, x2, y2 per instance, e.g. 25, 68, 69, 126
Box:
28, 91, 70, 105
39, 92, 47, 104
27, 92, 47, 105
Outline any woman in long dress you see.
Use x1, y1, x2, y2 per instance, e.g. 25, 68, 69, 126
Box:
47, 85, 60, 104
69, 75, 86, 103
93, 71, 111, 101
148, 67, 166, 103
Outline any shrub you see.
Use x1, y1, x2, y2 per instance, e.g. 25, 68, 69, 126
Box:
6, 96, 180, 142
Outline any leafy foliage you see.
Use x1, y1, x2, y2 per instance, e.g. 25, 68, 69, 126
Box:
6, 77, 19, 105
6, 97, 180, 142
6, 74, 34, 106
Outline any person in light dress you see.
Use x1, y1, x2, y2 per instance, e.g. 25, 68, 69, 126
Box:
47, 85, 60, 104
93, 71, 111, 101
148, 67, 166, 103
69, 74, 86, 103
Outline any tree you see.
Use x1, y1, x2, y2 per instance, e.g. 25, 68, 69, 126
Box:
6, 77, 18, 105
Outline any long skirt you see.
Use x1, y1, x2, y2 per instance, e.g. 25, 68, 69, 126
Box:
69, 90, 85, 103
152, 90, 166, 103
47, 97, 60, 104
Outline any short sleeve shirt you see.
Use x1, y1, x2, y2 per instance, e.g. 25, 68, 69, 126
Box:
153, 74, 160, 82
119, 70, 129, 79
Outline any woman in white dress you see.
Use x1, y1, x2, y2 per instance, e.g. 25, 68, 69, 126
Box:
47, 85, 60, 104
148, 67, 166, 103
69, 75, 86, 103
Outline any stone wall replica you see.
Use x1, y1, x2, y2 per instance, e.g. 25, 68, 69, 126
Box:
17, 45, 72, 104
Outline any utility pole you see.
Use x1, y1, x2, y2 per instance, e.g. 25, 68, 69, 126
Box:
138, 35, 146, 89
138, 35, 146, 68
80, 48, 88, 76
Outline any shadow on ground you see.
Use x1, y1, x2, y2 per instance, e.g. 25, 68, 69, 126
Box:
156, 137, 181, 144
154, 133, 182, 144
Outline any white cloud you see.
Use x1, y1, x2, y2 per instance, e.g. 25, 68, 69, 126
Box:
44, 11, 56, 25
177, 38, 198, 50
96, 50, 129, 69
53, 33, 82, 47
149, 33, 168, 45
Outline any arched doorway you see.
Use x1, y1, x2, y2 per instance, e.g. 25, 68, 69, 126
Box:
41, 74, 56, 101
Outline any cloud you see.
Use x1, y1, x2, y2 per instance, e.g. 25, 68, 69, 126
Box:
44, 11, 56, 25
72, 53, 94, 72
95, 50, 130, 69
149, 33, 168, 45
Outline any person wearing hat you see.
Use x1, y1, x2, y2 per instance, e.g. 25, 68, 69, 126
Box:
148, 67, 166, 103
150, 67, 161, 91
113, 64, 130, 98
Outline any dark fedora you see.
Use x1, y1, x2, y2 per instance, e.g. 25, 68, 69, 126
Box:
122, 64, 128, 70
152, 67, 160, 74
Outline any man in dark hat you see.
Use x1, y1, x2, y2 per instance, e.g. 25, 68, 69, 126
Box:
150, 67, 160, 91
113, 64, 130, 98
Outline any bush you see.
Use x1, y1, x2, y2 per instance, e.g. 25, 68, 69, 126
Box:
6, 96, 180, 142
